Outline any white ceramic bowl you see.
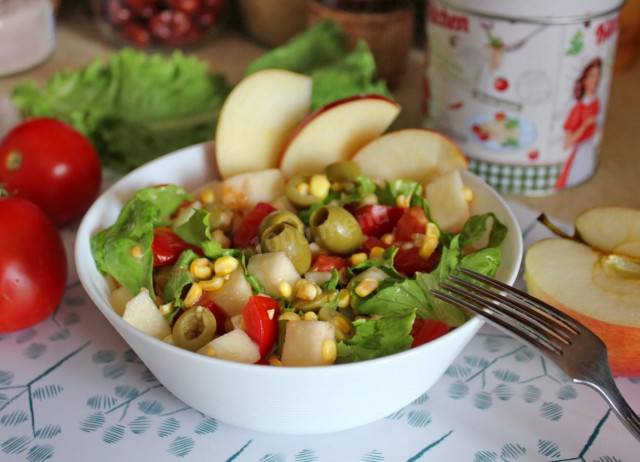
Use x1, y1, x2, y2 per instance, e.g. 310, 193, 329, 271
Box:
75, 142, 523, 435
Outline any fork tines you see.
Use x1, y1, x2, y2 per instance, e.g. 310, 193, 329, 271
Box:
431, 268, 583, 356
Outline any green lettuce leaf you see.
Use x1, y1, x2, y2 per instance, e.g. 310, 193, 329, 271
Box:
12, 49, 231, 173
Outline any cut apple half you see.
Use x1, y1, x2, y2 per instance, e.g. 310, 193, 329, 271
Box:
278, 94, 401, 179
524, 237, 640, 377
215, 69, 312, 179
575, 206, 640, 260
351, 128, 468, 183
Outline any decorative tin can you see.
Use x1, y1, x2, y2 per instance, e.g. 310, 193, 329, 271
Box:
423, 0, 625, 194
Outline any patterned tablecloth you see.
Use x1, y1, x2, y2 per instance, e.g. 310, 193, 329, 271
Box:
1, 195, 639, 462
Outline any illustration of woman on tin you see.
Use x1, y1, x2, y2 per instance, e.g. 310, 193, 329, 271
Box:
555, 57, 602, 190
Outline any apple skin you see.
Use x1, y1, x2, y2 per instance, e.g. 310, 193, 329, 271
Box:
352, 128, 468, 183
215, 69, 312, 179
278, 94, 401, 178
524, 238, 640, 377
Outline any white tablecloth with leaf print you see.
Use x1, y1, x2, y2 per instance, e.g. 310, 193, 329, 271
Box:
1, 198, 638, 462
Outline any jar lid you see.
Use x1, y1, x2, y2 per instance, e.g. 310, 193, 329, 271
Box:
438, 0, 625, 24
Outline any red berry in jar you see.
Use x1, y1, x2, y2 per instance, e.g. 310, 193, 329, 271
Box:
120, 21, 151, 47
104, 0, 133, 26
149, 9, 192, 43
124, 0, 157, 19
165, 0, 202, 15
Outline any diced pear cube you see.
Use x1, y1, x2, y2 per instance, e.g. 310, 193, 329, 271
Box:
281, 321, 336, 367
425, 170, 470, 233
247, 252, 301, 298
197, 329, 261, 364
122, 288, 171, 339
208, 267, 253, 317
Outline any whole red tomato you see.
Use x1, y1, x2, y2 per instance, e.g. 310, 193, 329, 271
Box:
0, 194, 67, 333
0, 118, 102, 225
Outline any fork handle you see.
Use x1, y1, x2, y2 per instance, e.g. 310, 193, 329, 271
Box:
580, 377, 640, 442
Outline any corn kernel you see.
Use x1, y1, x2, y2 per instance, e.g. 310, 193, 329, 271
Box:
296, 281, 319, 301
190, 258, 213, 280
269, 356, 283, 366
214, 255, 238, 277
295, 181, 310, 196
201, 188, 215, 204
278, 281, 293, 299
419, 223, 440, 259
303, 311, 318, 321
361, 193, 378, 206
369, 246, 385, 259
381, 233, 395, 246
159, 303, 173, 316
202, 346, 216, 357
309, 174, 331, 199
350, 252, 368, 266
129, 244, 143, 259
462, 186, 474, 203
355, 278, 379, 297
337, 289, 351, 309
321, 339, 337, 363
279, 311, 301, 322
199, 276, 225, 292
183, 283, 202, 308
396, 194, 411, 208
211, 229, 231, 248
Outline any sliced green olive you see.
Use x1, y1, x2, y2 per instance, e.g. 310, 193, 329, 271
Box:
325, 161, 362, 183
258, 210, 305, 241
309, 206, 363, 256
285, 175, 320, 208
292, 290, 338, 312
202, 203, 233, 233
172, 306, 217, 352
260, 223, 311, 274
318, 305, 355, 341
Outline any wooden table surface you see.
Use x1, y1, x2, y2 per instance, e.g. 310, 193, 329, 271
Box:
1, 4, 639, 225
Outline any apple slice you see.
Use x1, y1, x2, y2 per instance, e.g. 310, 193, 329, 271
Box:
215, 69, 312, 179
575, 206, 640, 259
278, 94, 400, 179
425, 170, 470, 233
352, 128, 468, 183
524, 238, 640, 377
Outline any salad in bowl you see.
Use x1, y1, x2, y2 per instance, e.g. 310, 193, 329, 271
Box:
77, 70, 522, 433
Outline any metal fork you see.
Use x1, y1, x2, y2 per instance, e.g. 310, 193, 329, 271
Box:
431, 267, 640, 443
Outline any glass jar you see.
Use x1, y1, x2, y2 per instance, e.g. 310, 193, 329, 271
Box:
308, 0, 414, 88
90, 0, 228, 50
0, 0, 56, 77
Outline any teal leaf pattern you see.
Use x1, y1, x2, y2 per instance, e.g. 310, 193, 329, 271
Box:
129, 416, 151, 434
23, 343, 47, 359
260, 453, 286, 462
522, 385, 541, 403
32, 385, 64, 401
540, 402, 563, 421
483, 336, 503, 352
493, 384, 514, 401
168, 436, 194, 457
473, 391, 493, 410
0, 370, 13, 386
102, 424, 126, 444
92, 350, 117, 364
16, 329, 37, 344
158, 417, 180, 437
295, 449, 318, 462
26, 444, 54, 462
80, 412, 105, 432
361, 450, 384, 461
493, 369, 520, 383
194, 417, 217, 435
48, 329, 70, 341
500, 443, 526, 460
102, 363, 127, 380
138, 400, 164, 415
87, 394, 118, 410
114, 386, 140, 400
34, 425, 62, 439
1, 410, 29, 426
556, 385, 578, 400
447, 381, 469, 399
537, 440, 561, 458
407, 409, 431, 427
1, 435, 31, 454
474, 450, 498, 462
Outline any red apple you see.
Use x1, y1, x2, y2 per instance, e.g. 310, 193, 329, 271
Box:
278, 94, 400, 179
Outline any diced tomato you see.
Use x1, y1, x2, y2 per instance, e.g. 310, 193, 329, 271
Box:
393, 206, 428, 242
354, 204, 405, 237
152, 227, 201, 266
310, 254, 349, 272
232, 202, 277, 248
495, 111, 506, 121
411, 318, 449, 348
195, 295, 228, 335
360, 235, 389, 254
242, 295, 280, 359
393, 245, 440, 277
